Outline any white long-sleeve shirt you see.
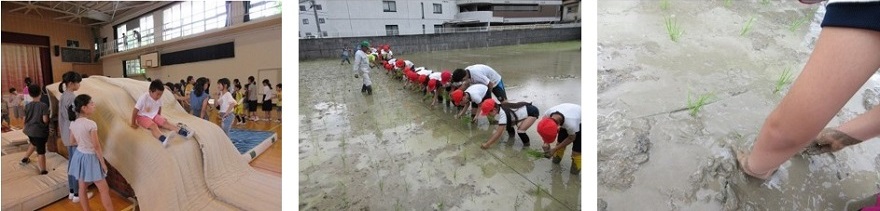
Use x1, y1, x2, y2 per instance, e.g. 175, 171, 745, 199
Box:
353, 49, 370, 73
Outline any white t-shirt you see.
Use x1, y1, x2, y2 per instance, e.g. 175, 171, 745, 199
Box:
544, 103, 581, 133
416, 69, 432, 76
388, 58, 397, 66
70, 118, 98, 154
404, 60, 414, 69
495, 106, 529, 125
466, 64, 502, 86
465, 84, 489, 104
135, 93, 162, 118
218, 92, 236, 113
263, 86, 275, 101
428, 72, 442, 81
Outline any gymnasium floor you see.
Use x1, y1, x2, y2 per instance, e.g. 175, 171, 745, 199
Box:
5, 110, 282, 211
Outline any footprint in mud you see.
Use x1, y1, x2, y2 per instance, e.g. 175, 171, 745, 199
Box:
598, 112, 653, 189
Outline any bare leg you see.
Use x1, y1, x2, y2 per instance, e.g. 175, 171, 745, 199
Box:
742, 27, 880, 179
159, 121, 181, 132
78, 181, 91, 211
517, 117, 538, 131
148, 124, 163, 139
95, 180, 114, 211
38, 154, 45, 171
22, 145, 35, 161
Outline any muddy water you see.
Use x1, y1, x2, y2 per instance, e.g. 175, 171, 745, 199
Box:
299, 41, 581, 210
599, 1, 879, 210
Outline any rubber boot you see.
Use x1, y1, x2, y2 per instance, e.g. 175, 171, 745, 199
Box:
366, 85, 373, 95
552, 148, 565, 164
570, 154, 581, 175
361, 84, 367, 93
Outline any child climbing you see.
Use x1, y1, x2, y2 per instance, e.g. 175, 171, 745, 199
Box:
479, 100, 540, 149
68, 94, 114, 211
131, 80, 194, 148
536, 103, 582, 175
20, 84, 50, 175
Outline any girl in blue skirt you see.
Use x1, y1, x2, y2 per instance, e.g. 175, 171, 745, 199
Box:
68, 94, 113, 211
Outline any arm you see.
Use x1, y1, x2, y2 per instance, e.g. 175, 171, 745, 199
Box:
69, 130, 77, 146
200, 98, 209, 119
551, 134, 577, 154
456, 103, 468, 119
91, 129, 107, 173
131, 108, 139, 128
488, 81, 497, 89
481, 125, 506, 149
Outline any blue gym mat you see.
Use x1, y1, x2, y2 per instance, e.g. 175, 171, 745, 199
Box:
228, 129, 275, 154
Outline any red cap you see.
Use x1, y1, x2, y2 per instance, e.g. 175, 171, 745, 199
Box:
407, 71, 418, 82
451, 90, 464, 106
396, 59, 405, 68
418, 75, 427, 84
384, 63, 393, 70
428, 79, 438, 92
537, 118, 559, 144
480, 100, 496, 116
441, 71, 451, 84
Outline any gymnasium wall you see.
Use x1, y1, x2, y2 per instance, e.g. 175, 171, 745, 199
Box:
1, 12, 99, 82
101, 26, 283, 90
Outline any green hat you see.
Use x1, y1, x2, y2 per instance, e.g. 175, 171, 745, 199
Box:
360, 41, 370, 48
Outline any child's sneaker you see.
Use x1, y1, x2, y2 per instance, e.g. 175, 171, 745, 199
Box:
20, 157, 30, 165
71, 191, 94, 203
177, 123, 194, 139
40, 170, 48, 175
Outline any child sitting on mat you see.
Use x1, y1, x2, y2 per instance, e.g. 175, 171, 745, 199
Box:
131, 80, 194, 147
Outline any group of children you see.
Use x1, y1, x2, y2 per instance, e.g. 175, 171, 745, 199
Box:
161, 75, 282, 126
354, 41, 582, 175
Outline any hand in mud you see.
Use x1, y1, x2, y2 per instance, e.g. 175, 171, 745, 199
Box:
480, 143, 490, 150
354, 74, 359, 78
131, 123, 138, 129
803, 128, 863, 155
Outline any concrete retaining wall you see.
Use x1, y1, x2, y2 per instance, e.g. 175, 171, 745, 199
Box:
299, 27, 581, 60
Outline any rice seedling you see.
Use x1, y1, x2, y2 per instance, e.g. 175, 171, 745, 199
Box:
665, 16, 684, 42
741, 16, 755, 36
774, 67, 794, 94
379, 180, 385, 194
724, 0, 732, 7
660, 0, 670, 11
687, 91, 714, 117
788, 16, 809, 32
524, 148, 545, 159
760, 0, 771, 5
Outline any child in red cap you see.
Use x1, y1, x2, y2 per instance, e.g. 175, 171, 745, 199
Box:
536, 103, 581, 175
479, 100, 540, 149
451, 84, 491, 120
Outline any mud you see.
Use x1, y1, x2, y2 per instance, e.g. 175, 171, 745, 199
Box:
299, 41, 581, 210
599, 1, 880, 210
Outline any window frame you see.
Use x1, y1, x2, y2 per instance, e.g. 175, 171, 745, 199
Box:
433, 3, 442, 14
383, 1, 397, 12
385, 25, 399, 36
303, 19, 309, 25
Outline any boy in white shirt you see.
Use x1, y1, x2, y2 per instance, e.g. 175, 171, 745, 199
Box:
130, 80, 194, 147
536, 103, 582, 175
451, 64, 508, 102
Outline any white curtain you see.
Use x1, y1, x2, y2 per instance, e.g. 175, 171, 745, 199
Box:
1, 44, 43, 95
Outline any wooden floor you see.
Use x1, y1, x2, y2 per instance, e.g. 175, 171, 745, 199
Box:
2, 110, 283, 211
